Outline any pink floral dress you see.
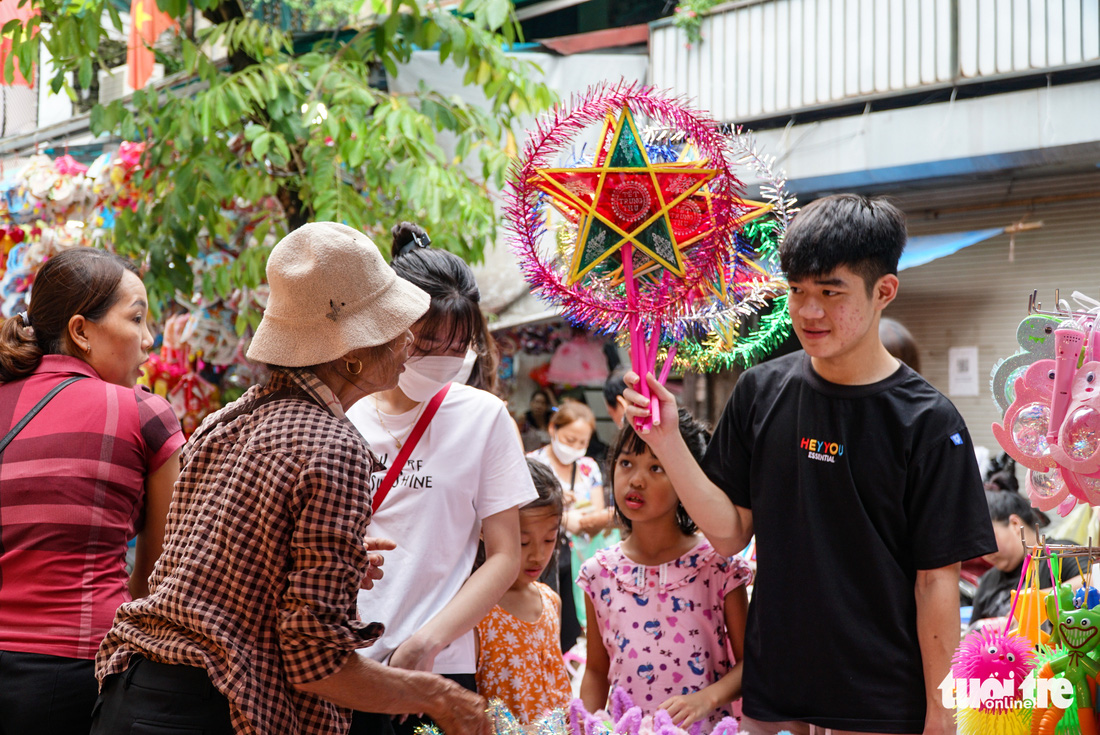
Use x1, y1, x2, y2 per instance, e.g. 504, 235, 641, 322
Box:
577, 538, 753, 727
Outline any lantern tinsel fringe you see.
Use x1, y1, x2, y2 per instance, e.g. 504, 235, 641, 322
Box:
671, 216, 791, 369
661, 127, 795, 369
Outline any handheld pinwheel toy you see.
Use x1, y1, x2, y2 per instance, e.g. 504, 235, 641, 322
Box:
508, 83, 789, 424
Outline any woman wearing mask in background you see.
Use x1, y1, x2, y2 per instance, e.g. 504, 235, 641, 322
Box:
0, 248, 183, 734
346, 223, 535, 735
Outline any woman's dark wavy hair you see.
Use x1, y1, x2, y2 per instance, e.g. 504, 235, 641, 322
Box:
0, 248, 139, 383
608, 407, 710, 536
390, 222, 499, 394
986, 488, 1046, 528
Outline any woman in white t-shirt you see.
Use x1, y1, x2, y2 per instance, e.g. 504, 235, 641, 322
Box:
346, 223, 536, 735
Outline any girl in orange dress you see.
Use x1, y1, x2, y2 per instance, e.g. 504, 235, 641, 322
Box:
476, 459, 572, 724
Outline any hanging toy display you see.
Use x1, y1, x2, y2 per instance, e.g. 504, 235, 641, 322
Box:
990, 315, 1061, 414
0, 143, 152, 320
951, 540, 1100, 735
546, 333, 611, 386
0, 142, 279, 438
1033, 581, 1100, 735
87, 141, 147, 212
167, 367, 219, 437
1030, 643, 1085, 735
507, 82, 787, 425
1012, 548, 1054, 651
138, 314, 219, 437
993, 291, 1100, 515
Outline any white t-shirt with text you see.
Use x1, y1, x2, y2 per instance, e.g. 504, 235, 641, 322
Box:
346, 383, 537, 674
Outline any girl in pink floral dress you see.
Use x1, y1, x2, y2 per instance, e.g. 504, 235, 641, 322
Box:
578, 410, 752, 730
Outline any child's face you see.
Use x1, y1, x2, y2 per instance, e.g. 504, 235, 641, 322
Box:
614, 446, 679, 524
513, 506, 561, 590
982, 515, 1027, 572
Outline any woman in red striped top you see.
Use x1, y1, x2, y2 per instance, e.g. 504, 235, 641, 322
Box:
0, 248, 183, 735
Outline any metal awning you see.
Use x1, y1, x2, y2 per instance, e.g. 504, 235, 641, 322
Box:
489, 307, 562, 333
538, 23, 649, 54
898, 228, 1004, 272
515, 0, 594, 21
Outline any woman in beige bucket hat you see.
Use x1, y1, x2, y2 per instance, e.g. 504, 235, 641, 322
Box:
91, 223, 490, 735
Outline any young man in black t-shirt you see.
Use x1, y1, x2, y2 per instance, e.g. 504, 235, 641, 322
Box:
623, 194, 996, 735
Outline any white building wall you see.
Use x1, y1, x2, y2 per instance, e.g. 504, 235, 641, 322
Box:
885, 170, 1100, 453
651, 0, 1100, 124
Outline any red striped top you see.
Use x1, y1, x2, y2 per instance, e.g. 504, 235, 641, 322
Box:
0, 354, 184, 659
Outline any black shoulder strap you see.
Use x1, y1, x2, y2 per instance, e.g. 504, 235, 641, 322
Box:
0, 376, 88, 459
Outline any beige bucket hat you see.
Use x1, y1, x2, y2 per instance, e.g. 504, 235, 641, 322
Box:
247, 222, 430, 367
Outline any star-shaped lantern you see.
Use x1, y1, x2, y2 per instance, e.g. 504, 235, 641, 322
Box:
624, 194, 777, 293
692, 201, 777, 301
531, 106, 718, 285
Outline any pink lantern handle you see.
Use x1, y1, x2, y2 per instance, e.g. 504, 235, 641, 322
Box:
622, 243, 677, 433
1005, 552, 1031, 631
658, 345, 677, 383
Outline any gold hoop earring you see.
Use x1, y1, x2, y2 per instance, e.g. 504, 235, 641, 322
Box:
345, 357, 363, 375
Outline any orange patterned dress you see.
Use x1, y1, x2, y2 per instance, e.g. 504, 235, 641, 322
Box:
475, 582, 572, 724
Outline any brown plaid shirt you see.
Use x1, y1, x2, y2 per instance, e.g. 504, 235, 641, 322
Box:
97, 369, 385, 735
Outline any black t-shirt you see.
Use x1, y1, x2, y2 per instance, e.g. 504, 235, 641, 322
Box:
701, 352, 996, 733
970, 538, 1076, 623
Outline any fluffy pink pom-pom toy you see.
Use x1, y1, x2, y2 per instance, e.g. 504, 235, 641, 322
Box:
951, 625, 1035, 711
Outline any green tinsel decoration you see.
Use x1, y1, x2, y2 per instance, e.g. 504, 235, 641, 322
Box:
672, 214, 790, 372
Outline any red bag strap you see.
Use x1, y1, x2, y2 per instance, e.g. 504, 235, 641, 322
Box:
371, 383, 451, 513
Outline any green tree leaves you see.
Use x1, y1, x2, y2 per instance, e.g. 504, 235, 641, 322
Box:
15, 0, 554, 325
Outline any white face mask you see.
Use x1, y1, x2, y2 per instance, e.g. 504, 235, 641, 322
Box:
550, 438, 587, 465
455, 348, 478, 385
398, 354, 468, 401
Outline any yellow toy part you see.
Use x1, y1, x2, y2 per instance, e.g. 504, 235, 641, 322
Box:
1013, 588, 1051, 649
957, 706, 1031, 735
